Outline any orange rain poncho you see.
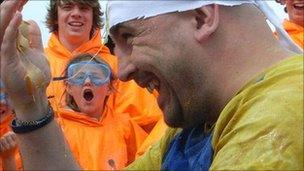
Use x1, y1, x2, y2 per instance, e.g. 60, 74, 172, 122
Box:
0, 114, 13, 136
282, 19, 304, 49
45, 30, 164, 131
56, 107, 147, 170
0, 115, 22, 171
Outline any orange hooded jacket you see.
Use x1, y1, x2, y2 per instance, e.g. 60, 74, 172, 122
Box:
56, 106, 147, 170
45, 30, 163, 130
282, 19, 304, 49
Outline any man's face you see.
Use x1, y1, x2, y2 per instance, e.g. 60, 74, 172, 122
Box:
286, 0, 304, 26
110, 12, 208, 128
57, 2, 93, 42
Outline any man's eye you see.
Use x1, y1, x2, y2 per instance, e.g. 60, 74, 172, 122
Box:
121, 33, 133, 44
80, 5, 90, 11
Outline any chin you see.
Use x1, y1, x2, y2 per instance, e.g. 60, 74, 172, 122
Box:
163, 103, 184, 128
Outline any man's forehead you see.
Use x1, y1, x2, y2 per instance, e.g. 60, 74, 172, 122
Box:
107, 1, 252, 30
105, 0, 302, 53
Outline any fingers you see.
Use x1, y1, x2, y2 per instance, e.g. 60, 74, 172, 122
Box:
0, 0, 27, 45
0, 131, 17, 152
6, 132, 17, 148
27, 20, 44, 52
18, 0, 29, 11
1, 11, 22, 72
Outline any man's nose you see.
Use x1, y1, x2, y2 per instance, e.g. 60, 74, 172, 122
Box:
71, 6, 81, 18
118, 56, 137, 82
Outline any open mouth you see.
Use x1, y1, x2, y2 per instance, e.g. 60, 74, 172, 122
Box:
146, 79, 160, 94
68, 22, 84, 27
293, 2, 304, 10
83, 89, 94, 101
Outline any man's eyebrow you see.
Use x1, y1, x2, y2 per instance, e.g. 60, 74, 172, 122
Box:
110, 22, 135, 35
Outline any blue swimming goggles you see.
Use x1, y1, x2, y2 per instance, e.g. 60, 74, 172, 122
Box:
67, 61, 111, 86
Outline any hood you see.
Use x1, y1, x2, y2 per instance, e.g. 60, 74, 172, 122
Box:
283, 19, 304, 34
46, 29, 111, 60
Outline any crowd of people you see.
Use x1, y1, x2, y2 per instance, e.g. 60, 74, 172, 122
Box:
0, 0, 303, 170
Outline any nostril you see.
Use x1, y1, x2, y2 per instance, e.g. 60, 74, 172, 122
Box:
118, 69, 137, 82
118, 64, 138, 82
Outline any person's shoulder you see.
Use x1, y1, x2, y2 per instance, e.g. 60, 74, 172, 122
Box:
233, 55, 303, 106
211, 55, 303, 170
215, 55, 303, 132
264, 55, 303, 78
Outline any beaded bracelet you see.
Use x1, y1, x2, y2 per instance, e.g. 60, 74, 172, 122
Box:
11, 105, 54, 134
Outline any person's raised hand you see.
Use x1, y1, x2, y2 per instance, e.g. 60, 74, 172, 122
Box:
1, 1, 51, 120
0, 0, 27, 46
0, 131, 18, 158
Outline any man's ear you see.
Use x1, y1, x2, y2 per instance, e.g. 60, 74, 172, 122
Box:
194, 4, 219, 43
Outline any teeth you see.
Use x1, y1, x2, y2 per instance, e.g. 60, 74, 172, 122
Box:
69, 22, 83, 26
146, 82, 155, 94
294, 4, 304, 7
294, 3, 304, 7
146, 80, 160, 94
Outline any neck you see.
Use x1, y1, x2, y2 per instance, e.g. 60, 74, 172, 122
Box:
88, 105, 105, 120
198, 6, 295, 118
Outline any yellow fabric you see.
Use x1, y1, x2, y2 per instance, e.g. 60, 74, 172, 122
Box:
126, 55, 303, 170
126, 128, 181, 170
45, 29, 163, 128
283, 19, 304, 49
210, 55, 303, 169
57, 106, 148, 170
135, 117, 168, 157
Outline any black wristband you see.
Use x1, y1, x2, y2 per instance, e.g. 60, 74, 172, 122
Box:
11, 104, 54, 134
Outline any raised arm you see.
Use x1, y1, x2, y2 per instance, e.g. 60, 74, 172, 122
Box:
0, 0, 79, 170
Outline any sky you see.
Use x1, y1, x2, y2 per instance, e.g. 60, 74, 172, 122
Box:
22, 0, 288, 47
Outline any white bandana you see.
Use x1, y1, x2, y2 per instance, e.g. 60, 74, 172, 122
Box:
103, 0, 302, 54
